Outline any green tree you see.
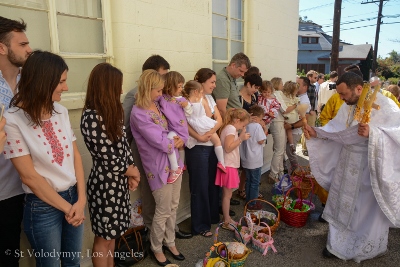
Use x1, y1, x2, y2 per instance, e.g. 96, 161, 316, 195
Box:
376, 50, 400, 79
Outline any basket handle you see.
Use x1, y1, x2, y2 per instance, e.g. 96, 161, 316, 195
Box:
257, 222, 277, 255
244, 198, 280, 225
283, 186, 303, 206
238, 216, 254, 235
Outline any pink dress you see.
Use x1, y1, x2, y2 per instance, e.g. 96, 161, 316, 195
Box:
215, 125, 240, 189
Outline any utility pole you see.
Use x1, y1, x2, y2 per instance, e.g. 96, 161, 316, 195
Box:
330, 0, 342, 72
362, 0, 388, 74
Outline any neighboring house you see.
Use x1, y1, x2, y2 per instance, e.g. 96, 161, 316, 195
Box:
1, 1, 299, 266
297, 22, 373, 78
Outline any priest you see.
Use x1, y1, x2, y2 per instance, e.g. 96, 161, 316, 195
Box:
305, 72, 400, 262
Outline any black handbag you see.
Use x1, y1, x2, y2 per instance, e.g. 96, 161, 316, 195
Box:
114, 226, 150, 266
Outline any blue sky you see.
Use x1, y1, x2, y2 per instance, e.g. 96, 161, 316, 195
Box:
299, 0, 400, 58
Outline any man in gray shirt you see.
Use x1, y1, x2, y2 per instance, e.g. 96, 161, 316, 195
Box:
212, 52, 251, 117
123, 55, 192, 239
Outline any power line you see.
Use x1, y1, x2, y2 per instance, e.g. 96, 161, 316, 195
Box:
324, 21, 399, 32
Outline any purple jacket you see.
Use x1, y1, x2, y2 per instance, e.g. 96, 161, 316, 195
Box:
158, 94, 189, 143
130, 103, 183, 191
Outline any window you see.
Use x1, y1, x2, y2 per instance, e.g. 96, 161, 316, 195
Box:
297, 64, 325, 75
212, 0, 244, 74
0, 0, 112, 108
301, 36, 319, 44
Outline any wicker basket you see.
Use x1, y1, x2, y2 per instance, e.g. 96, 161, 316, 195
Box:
291, 165, 315, 199
251, 222, 277, 256
234, 216, 253, 245
211, 223, 251, 267
279, 187, 311, 228
244, 199, 280, 236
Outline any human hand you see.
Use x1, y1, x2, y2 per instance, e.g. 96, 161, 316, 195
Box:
173, 136, 185, 148
304, 124, 316, 138
268, 111, 275, 118
239, 127, 251, 141
250, 115, 258, 123
65, 200, 86, 227
128, 176, 140, 191
0, 117, 6, 152
283, 122, 291, 130
358, 123, 369, 137
197, 133, 212, 142
180, 101, 188, 108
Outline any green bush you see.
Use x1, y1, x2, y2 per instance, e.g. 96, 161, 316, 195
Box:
388, 77, 399, 85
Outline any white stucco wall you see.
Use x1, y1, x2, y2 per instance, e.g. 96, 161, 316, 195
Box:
246, 0, 299, 81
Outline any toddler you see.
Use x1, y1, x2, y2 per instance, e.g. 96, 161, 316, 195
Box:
281, 81, 300, 152
183, 80, 226, 172
158, 71, 190, 183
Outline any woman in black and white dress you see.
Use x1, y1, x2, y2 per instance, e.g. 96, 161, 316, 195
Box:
81, 63, 140, 266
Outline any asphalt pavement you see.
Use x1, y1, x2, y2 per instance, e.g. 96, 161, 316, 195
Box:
138, 148, 400, 267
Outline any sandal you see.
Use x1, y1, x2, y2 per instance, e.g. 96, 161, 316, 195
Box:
237, 190, 246, 200
199, 230, 213, 237
258, 192, 264, 199
221, 222, 235, 232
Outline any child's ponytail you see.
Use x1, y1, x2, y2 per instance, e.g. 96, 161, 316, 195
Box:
182, 80, 202, 99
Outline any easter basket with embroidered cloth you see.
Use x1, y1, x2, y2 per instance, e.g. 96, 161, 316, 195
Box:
203, 223, 251, 267
251, 222, 277, 256
234, 216, 254, 245
243, 199, 280, 236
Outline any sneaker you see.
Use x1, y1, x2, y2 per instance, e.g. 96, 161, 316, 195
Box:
167, 168, 182, 184
217, 162, 227, 173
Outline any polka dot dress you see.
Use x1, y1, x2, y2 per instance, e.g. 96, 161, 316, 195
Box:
80, 110, 134, 240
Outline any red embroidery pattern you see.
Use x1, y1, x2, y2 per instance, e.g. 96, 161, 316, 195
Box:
42, 121, 64, 166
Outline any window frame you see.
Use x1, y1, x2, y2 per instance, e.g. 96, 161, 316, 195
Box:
301, 37, 309, 44
0, 0, 113, 109
310, 37, 318, 44
212, 0, 246, 67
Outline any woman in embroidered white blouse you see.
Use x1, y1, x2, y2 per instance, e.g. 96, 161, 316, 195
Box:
3, 51, 86, 267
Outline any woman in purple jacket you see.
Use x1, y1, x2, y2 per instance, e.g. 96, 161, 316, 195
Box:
130, 69, 185, 266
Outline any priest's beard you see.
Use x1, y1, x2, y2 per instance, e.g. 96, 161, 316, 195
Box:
345, 91, 359, 105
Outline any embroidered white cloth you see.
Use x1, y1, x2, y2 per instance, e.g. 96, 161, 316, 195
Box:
307, 93, 400, 262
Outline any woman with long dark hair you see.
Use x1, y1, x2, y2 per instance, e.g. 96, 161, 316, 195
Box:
185, 68, 222, 237
81, 63, 140, 267
3, 51, 85, 266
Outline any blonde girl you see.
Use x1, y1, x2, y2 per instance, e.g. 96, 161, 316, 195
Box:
215, 109, 250, 230
158, 71, 190, 183
281, 81, 300, 152
271, 77, 284, 92
183, 80, 226, 172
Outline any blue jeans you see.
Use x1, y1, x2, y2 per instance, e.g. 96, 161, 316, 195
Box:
23, 185, 83, 267
244, 167, 261, 206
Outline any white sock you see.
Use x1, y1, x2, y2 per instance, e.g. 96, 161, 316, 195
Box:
167, 131, 179, 171
168, 152, 179, 171
215, 146, 225, 167
179, 149, 185, 164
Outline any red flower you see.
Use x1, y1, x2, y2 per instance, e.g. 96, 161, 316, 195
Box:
18, 149, 22, 152
16, 140, 20, 144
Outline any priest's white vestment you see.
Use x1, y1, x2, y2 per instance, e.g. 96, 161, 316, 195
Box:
307, 93, 400, 262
